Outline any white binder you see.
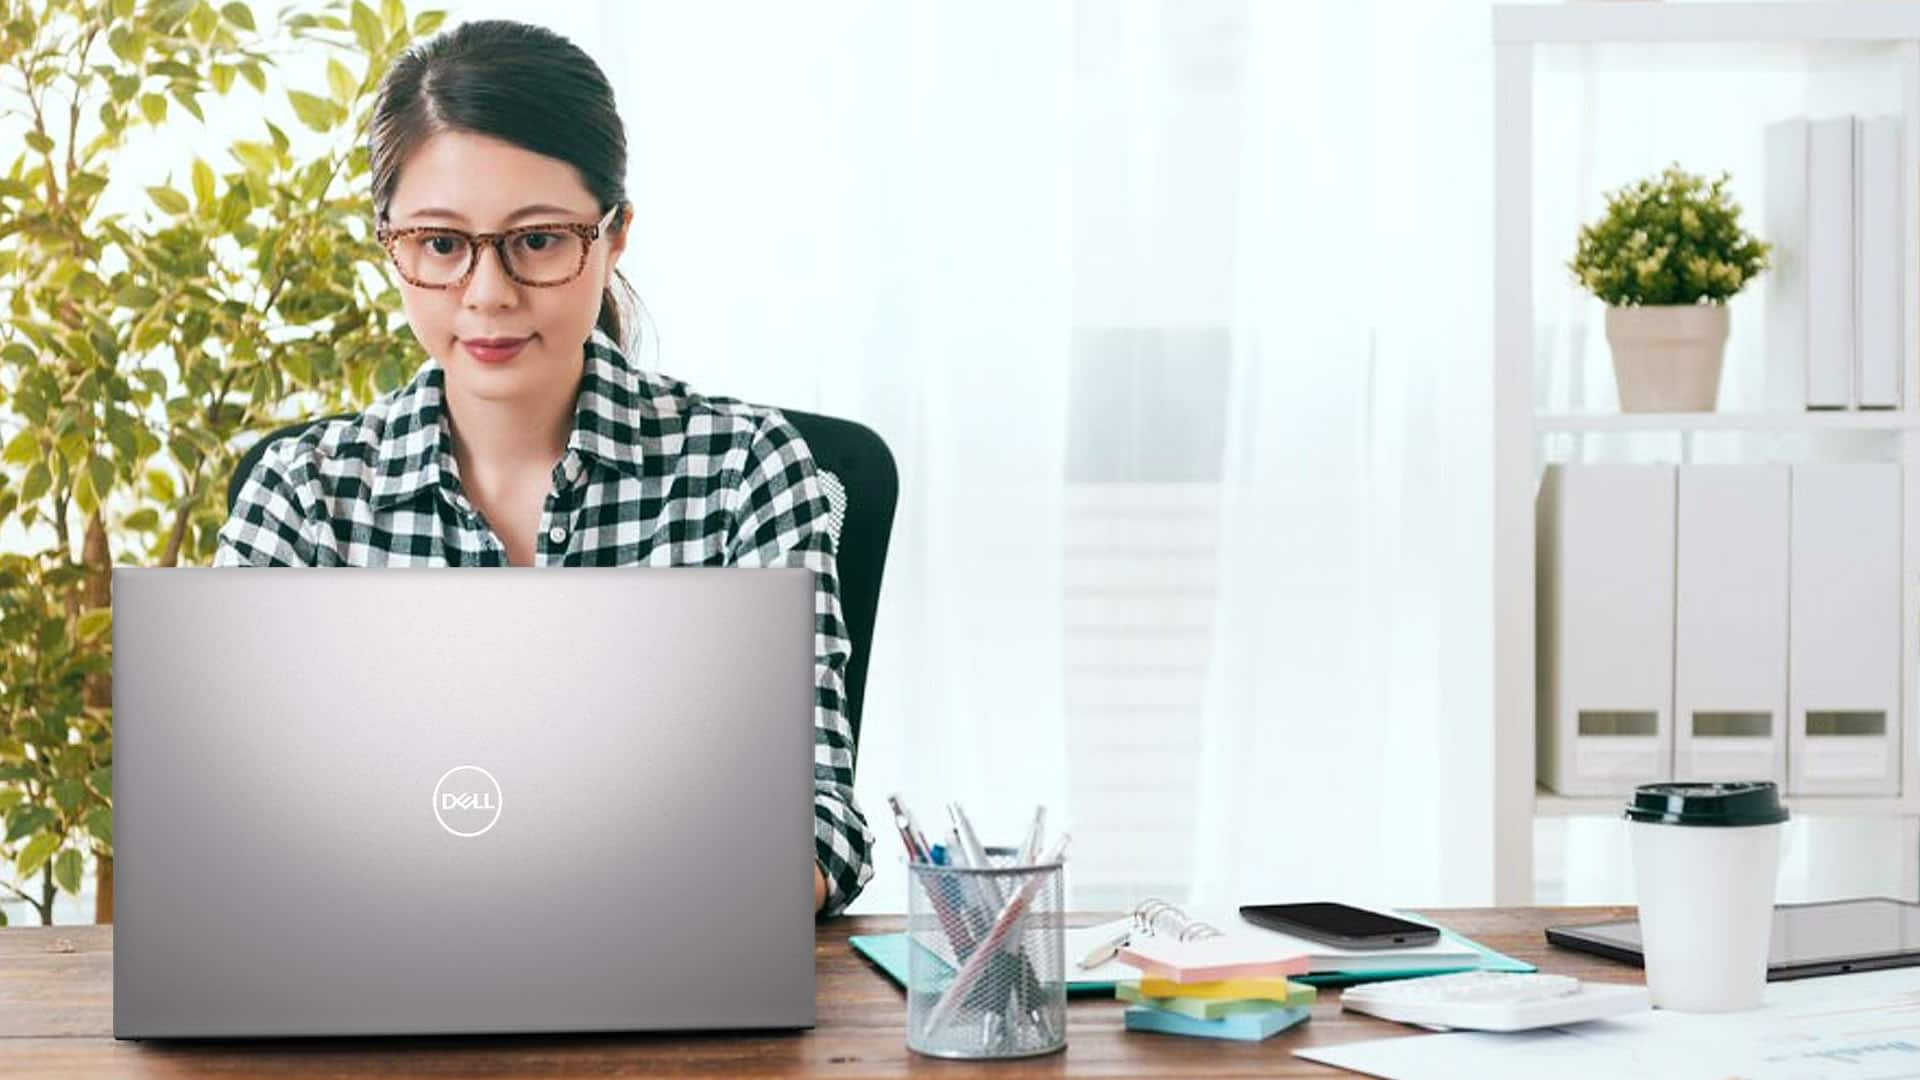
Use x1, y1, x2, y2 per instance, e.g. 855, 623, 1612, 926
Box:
1537, 465, 1676, 796
1764, 116, 1810, 412
1807, 116, 1856, 410
1854, 115, 1902, 409
1673, 466, 1789, 785
1788, 463, 1902, 796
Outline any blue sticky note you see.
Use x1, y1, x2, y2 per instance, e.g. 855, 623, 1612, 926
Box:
1123, 1003, 1311, 1042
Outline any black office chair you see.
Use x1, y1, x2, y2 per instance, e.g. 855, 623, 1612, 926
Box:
226, 407, 897, 756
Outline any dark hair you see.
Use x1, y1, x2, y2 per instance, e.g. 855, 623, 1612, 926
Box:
369, 20, 638, 347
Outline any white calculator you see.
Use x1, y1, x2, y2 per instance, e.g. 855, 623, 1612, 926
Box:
1339, 971, 1651, 1032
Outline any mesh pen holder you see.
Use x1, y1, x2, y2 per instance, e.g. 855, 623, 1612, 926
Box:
905, 850, 1066, 1059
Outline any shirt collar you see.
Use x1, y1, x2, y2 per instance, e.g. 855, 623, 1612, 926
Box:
368, 333, 665, 510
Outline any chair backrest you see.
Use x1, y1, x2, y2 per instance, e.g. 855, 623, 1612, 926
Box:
226, 407, 897, 754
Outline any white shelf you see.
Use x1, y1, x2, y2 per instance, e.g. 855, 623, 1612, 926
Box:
1538, 786, 1918, 818
1536, 411, 1920, 433
1496, 2, 1920, 46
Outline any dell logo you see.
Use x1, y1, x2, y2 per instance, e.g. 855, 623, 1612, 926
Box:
432, 765, 503, 838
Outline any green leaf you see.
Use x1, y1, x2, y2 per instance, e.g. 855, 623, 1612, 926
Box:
146, 185, 189, 214
51, 780, 87, 814
2, 430, 37, 465
220, 1, 255, 30
115, 284, 159, 308
192, 158, 215, 208
210, 63, 235, 94
351, 1, 383, 51
382, 0, 405, 32
88, 767, 112, 801
145, 469, 177, 503
124, 507, 160, 531
53, 848, 83, 895
113, 0, 134, 18
76, 608, 112, 642
20, 462, 50, 503
189, 0, 219, 40
172, 87, 204, 123
240, 62, 266, 93
413, 10, 447, 36
287, 91, 337, 134
84, 806, 112, 849
232, 140, 276, 175
24, 131, 53, 155
138, 93, 167, 125
327, 58, 356, 107
87, 455, 113, 502
16, 833, 59, 880
5, 806, 52, 845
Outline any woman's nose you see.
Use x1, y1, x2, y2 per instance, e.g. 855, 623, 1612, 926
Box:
463, 242, 519, 309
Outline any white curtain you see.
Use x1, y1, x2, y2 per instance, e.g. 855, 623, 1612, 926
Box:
450, 0, 1500, 911
1187, 0, 1496, 908
596, 3, 1076, 912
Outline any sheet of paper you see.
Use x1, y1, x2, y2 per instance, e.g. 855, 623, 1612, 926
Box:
1297, 966, 1920, 1080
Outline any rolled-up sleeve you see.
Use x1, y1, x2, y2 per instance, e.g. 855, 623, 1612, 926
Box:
728, 411, 876, 916
214, 442, 325, 567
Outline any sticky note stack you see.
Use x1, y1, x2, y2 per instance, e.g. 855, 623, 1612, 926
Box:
1117, 975, 1315, 1042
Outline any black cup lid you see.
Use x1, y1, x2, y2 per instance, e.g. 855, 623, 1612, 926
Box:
1624, 781, 1789, 826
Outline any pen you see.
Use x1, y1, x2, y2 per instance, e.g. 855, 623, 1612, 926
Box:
1079, 928, 1130, 970
948, 803, 1003, 903
1017, 805, 1046, 866
920, 833, 1072, 1039
888, 794, 978, 961
886, 794, 929, 862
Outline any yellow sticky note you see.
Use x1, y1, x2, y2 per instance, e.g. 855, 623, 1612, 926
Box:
1128, 976, 1315, 1006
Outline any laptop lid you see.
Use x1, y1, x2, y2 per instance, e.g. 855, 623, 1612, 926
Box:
112, 567, 817, 1039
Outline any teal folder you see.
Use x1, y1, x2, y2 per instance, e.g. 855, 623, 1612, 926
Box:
850, 913, 1533, 997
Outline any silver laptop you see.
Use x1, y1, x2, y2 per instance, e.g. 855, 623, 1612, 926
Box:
112, 567, 817, 1039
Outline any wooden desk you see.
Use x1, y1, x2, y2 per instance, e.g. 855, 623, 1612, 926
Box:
2, 907, 1636, 1077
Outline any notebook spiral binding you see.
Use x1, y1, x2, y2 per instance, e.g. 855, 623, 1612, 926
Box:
1131, 898, 1222, 942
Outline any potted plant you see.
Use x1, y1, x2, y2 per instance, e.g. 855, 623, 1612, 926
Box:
1569, 165, 1771, 412
0, 0, 440, 925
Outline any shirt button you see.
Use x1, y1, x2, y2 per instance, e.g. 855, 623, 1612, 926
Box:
548, 525, 568, 544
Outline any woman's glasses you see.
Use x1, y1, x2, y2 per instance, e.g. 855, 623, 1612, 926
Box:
375, 204, 623, 289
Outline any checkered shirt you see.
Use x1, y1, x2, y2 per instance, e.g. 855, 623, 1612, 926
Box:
215, 333, 876, 914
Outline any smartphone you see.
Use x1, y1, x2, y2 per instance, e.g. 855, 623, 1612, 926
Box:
1238, 902, 1442, 950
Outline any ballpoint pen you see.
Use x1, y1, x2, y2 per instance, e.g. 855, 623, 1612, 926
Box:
948, 802, 1004, 904
1079, 927, 1130, 971
920, 833, 1073, 1040
888, 794, 978, 959
1016, 805, 1046, 866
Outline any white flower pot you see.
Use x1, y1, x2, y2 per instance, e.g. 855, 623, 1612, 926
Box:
1603, 304, 1730, 413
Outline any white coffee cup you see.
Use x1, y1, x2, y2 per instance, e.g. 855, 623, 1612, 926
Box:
1626, 781, 1787, 1013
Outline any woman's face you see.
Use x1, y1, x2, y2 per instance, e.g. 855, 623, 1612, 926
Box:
384, 129, 626, 405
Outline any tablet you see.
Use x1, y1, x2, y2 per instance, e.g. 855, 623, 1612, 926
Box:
1546, 897, 1920, 981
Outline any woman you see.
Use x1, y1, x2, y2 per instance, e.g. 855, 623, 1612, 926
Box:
215, 20, 873, 916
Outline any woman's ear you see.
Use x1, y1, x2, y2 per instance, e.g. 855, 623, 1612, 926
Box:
605, 204, 629, 271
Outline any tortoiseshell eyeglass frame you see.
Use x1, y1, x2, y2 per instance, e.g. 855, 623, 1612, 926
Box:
374, 203, 624, 289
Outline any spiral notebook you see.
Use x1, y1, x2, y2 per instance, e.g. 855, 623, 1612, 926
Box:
1076, 901, 1509, 986
851, 900, 1533, 995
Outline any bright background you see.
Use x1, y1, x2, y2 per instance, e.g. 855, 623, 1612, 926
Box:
7, 0, 1911, 923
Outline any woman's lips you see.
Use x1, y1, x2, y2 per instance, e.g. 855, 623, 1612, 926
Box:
462, 336, 530, 364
